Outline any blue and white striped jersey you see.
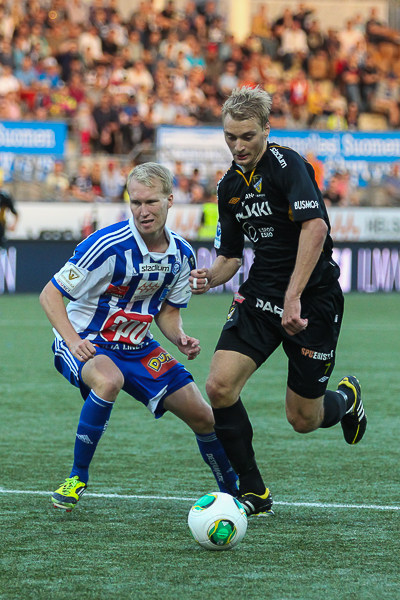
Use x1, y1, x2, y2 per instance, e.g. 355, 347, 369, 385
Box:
52, 217, 196, 347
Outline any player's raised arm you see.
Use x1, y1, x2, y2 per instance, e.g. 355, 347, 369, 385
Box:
39, 281, 96, 362
189, 256, 242, 295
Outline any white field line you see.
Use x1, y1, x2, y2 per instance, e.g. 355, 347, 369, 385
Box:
0, 488, 399, 511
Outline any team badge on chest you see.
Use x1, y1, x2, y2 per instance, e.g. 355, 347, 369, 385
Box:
252, 175, 262, 193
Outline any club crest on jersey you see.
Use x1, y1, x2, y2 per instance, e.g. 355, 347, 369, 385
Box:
252, 175, 262, 193
172, 261, 181, 275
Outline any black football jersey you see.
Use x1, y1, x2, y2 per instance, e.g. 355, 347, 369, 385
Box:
216, 142, 340, 296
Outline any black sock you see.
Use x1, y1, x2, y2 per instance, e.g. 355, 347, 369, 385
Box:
212, 399, 265, 495
320, 390, 347, 428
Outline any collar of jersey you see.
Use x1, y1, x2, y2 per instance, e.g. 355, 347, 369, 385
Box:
129, 216, 177, 257
232, 148, 269, 186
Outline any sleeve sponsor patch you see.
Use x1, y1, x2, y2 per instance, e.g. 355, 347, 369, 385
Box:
55, 263, 86, 293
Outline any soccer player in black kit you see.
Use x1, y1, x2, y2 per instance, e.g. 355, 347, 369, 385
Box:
189, 86, 367, 516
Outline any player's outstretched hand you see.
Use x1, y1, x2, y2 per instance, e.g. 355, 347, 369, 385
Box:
282, 296, 308, 336
177, 334, 201, 360
69, 339, 97, 362
189, 268, 211, 295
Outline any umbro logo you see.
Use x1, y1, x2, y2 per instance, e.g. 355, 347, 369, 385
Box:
76, 433, 93, 445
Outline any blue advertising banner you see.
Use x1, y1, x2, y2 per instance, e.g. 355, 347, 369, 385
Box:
270, 130, 400, 187
0, 121, 67, 155
157, 126, 400, 188
270, 130, 400, 162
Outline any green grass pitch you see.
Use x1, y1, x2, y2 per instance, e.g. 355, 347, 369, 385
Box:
0, 292, 399, 600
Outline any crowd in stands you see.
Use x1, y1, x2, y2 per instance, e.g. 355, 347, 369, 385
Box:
1, 0, 400, 206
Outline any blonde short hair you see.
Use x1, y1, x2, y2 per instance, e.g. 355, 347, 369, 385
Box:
126, 162, 173, 196
222, 86, 272, 129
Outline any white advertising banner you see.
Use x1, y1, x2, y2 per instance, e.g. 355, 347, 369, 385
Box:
6, 202, 203, 242
329, 207, 400, 242
6, 203, 400, 243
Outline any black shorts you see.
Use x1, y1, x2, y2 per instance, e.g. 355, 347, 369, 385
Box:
215, 283, 344, 399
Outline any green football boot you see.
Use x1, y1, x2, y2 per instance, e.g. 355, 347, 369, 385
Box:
52, 476, 87, 512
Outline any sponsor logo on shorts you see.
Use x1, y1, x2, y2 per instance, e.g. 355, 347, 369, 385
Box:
233, 292, 245, 304
139, 263, 172, 273
227, 304, 237, 320
294, 200, 319, 210
141, 346, 178, 379
301, 347, 334, 361
256, 298, 283, 317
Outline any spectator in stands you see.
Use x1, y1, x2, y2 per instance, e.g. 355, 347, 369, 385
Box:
251, 5, 278, 58
100, 160, 125, 201
38, 57, 61, 89
128, 60, 154, 93
359, 53, 380, 111
45, 160, 70, 201
279, 18, 309, 71
0, 65, 20, 96
326, 106, 348, 131
381, 163, 400, 206
67, 0, 89, 26
371, 72, 400, 128
338, 19, 365, 58
346, 101, 360, 130
71, 163, 95, 202
173, 175, 192, 204
0, 39, 14, 68
322, 172, 344, 206
91, 161, 103, 197
306, 19, 325, 55
126, 30, 144, 64
190, 182, 206, 204
78, 24, 103, 62
218, 61, 238, 97
0, 91, 22, 120
341, 55, 363, 109
365, 7, 400, 46
91, 93, 120, 154
268, 90, 289, 129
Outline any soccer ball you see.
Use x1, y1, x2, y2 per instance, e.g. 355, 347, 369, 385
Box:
187, 492, 248, 551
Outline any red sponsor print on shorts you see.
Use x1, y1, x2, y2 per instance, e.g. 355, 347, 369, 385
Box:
104, 284, 130, 298
141, 346, 178, 379
101, 310, 153, 345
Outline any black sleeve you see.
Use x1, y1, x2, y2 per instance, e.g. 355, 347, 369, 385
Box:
277, 151, 325, 223
0, 191, 18, 215
215, 177, 244, 258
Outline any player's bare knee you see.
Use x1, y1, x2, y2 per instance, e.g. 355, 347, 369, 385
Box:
288, 414, 319, 434
206, 377, 234, 408
92, 374, 123, 402
192, 412, 215, 434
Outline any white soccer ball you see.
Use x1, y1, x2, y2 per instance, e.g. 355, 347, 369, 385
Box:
188, 492, 248, 551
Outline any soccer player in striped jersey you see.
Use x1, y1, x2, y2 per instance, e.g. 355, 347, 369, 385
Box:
40, 162, 238, 511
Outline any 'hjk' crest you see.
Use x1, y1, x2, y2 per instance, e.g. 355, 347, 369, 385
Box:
252, 175, 262, 193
